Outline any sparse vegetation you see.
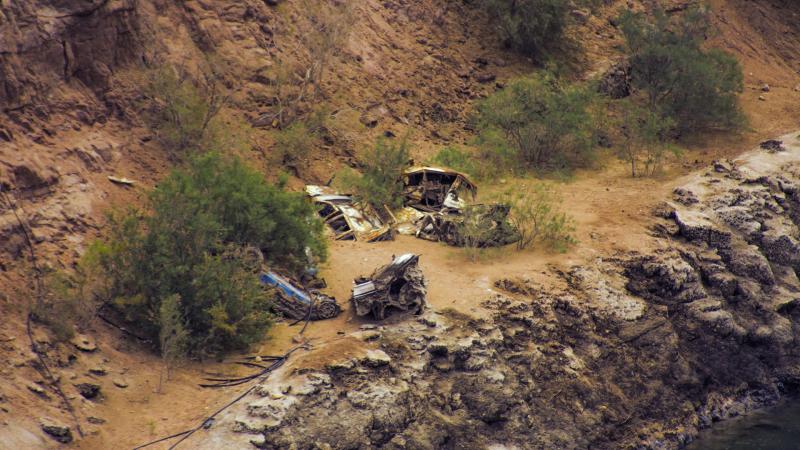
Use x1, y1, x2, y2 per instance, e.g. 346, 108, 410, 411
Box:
302, 0, 355, 99
89, 152, 326, 357
476, 74, 600, 174
143, 63, 230, 158
499, 184, 576, 252
619, 6, 745, 133
275, 107, 331, 167
615, 101, 680, 177
480, 0, 574, 61
340, 136, 411, 210
33, 251, 108, 342
157, 293, 188, 391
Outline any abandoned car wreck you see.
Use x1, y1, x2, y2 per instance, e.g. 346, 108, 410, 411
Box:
305, 185, 392, 242
416, 203, 521, 247
351, 253, 427, 320
403, 166, 477, 212
396, 168, 520, 247
260, 271, 342, 321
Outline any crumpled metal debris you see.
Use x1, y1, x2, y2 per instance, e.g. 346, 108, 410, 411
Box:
351, 254, 426, 320
402, 167, 477, 213
260, 271, 341, 321
416, 203, 520, 247
305, 185, 392, 242
392, 167, 519, 247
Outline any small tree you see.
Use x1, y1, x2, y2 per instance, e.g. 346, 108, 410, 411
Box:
619, 7, 744, 132
616, 101, 679, 177
476, 74, 600, 173
500, 184, 576, 252
341, 136, 411, 210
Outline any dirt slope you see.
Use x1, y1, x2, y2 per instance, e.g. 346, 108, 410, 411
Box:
0, 0, 799, 448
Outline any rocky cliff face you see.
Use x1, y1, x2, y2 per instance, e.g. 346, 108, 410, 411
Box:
0, 0, 143, 117
195, 134, 800, 450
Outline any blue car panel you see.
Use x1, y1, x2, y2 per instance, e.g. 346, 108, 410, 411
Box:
259, 271, 312, 305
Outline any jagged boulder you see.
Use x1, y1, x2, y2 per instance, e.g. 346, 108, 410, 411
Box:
759, 226, 800, 268
40, 417, 72, 444
722, 244, 775, 285
625, 254, 707, 304
674, 209, 732, 249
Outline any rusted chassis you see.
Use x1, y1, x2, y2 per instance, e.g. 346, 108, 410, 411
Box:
351, 254, 427, 320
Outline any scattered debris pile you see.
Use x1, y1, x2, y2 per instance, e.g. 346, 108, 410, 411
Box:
260, 271, 341, 321
351, 254, 427, 320
760, 139, 785, 152
393, 167, 520, 247
305, 185, 392, 242
417, 203, 520, 247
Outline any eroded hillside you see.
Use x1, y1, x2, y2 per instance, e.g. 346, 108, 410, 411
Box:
1, 0, 800, 448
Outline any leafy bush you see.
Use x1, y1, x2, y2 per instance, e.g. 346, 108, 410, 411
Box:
91, 153, 326, 357
619, 7, 744, 132
476, 74, 600, 173
341, 136, 410, 210
480, 0, 573, 60
499, 184, 576, 252
615, 100, 680, 177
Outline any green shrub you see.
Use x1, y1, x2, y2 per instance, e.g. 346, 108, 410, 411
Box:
92, 152, 326, 357
615, 100, 680, 177
619, 6, 744, 132
341, 136, 410, 210
480, 0, 573, 60
476, 74, 600, 173
157, 293, 188, 389
499, 184, 576, 252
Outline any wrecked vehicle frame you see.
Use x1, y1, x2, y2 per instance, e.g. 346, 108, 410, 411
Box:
351, 253, 427, 320
305, 185, 392, 242
403, 166, 478, 213
260, 270, 341, 321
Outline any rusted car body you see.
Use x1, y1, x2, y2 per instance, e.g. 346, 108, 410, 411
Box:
351, 253, 426, 320
260, 270, 341, 320
403, 167, 478, 213
305, 185, 392, 242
